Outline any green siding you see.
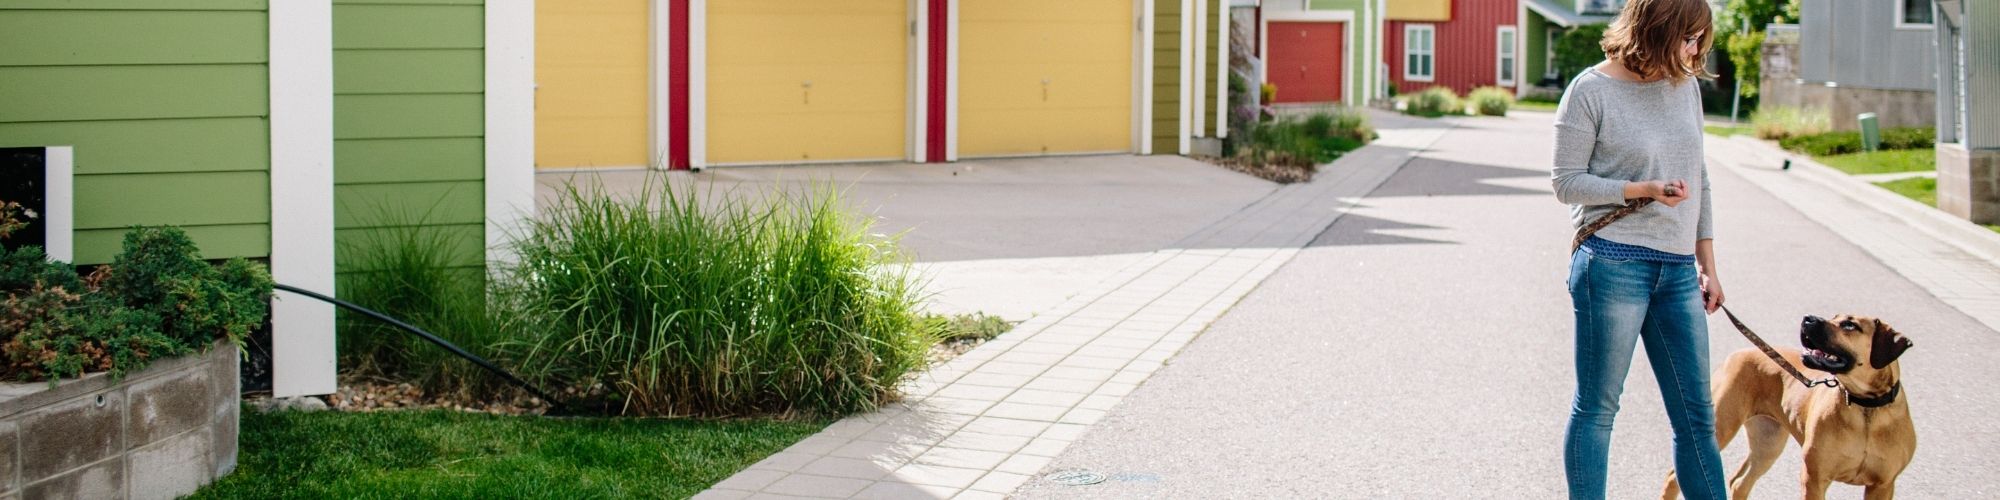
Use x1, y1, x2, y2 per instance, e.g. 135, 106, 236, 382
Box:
1152, 0, 1182, 154
1524, 13, 1551, 88
332, 0, 486, 274
0, 6, 270, 265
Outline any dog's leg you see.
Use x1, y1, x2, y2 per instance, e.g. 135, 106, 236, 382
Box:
1661, 471, 1682, 500
1801, 473, 1832, 500
1728, 415, 1786, 499
1864, 481, 1896, 500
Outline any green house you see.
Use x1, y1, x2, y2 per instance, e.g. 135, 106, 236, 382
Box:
0, 0, 533, 397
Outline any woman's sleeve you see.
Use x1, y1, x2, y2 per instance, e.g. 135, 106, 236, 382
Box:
1550, 87, 1624, 206
1696, 85, 1715, 240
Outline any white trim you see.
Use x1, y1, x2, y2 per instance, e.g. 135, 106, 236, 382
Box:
690, 0, 708, 169
1403, 23, 1435, 83
651, 0, 672, 169
1215, 0, 1229, 138
1193, 0, 1207, 138
1179, 0, 1192, 154
1139, 0, 1153, 155
1895, 0, 1936, 30
268, 1, 336, 398
1258, 9, 1357, 106
947, 0, 961, 162
41, 146, 73, 263
1497, 26, 1518, 87
910, 0, 927, 162
487, 0, 535, 269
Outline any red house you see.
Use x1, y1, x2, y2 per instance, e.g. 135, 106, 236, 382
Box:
1382, 0, 1520, 96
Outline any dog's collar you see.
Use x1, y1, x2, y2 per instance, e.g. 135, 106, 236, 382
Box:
1846, 382, 1902, 408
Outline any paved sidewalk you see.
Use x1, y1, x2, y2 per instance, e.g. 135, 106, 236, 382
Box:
1705, 136, 2000, 333
693, 117, 1452, 499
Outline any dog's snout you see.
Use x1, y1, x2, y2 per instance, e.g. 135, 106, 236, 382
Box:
1803, 315, 1825, 327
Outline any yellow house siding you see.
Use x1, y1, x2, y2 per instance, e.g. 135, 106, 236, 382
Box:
707, 0, 908, 164
536, 0, 650, 169
1386, 0, 1451, 21
959, 0, 1133, 157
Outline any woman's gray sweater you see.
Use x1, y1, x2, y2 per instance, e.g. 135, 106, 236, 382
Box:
1550, 66, 1713, 256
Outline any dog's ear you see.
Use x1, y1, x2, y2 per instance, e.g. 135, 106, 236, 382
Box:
1870, 319, 1914, 370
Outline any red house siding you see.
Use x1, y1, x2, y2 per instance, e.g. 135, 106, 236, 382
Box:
1385, 0, 1518, 96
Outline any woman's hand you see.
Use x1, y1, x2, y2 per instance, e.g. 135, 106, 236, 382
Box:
1625, 180, 1691, 207
1701, 271, 1725, 314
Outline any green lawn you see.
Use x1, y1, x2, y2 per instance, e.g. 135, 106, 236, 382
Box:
193, 409, 827, 499
1874, 177, 1937, 207
1704, 124, 1752, 137
1816, 149, 1937, 176
1514, 100, 1558, 112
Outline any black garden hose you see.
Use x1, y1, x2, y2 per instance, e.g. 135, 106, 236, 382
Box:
272, 283, 575, 415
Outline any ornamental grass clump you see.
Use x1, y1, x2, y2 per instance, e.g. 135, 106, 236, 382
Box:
507, 181, 937, 417
1468, 86, 1514, 116
336, 213, 509, 400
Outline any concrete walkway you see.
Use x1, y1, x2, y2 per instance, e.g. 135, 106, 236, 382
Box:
690, 114, 1452, 499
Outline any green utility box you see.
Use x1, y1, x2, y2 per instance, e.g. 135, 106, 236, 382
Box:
1858, 113, 1882, 152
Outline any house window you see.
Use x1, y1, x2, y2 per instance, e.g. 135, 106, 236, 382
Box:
1899, 0, 1934, 28
1544, 29, 1561, 80
1497, 27, 1517, 86
1405, 24, 1435, 82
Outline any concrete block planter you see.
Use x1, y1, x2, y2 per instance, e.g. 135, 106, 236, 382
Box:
0, 343, 238, 500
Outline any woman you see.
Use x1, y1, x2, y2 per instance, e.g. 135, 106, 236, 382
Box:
1550, 0, 1727, 498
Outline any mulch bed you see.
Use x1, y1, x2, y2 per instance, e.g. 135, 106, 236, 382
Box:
1202, 155, 1317, 184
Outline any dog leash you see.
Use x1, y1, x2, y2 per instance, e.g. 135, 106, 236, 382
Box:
1572, 198, 1840, 390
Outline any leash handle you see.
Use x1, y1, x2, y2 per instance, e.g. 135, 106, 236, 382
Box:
1572, 199, 1838, 390
1571, 198, 1653, 254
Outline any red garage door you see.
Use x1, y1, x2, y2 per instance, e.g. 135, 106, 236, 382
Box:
1266, 21, 1344, 104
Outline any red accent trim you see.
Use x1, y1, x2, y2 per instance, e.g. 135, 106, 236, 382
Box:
926, 0, 948, 162
669, 0, 691, 170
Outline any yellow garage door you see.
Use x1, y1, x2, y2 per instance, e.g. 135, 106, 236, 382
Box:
708, 1, 908, 165
960, 0, 1133, 157
536, 0, 651, 169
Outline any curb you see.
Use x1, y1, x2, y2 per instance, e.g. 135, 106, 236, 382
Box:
1720, 135, 2000, 269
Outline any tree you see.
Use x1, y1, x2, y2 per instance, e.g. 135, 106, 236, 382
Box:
1716, 0, 1801, 97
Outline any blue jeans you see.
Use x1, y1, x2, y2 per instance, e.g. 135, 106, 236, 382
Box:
1564, 249, 1726, 499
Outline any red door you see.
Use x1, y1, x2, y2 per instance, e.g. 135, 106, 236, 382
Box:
1266, 21, 1344, 104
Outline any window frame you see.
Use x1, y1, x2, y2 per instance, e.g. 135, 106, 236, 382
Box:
1405, 24, 1436, 82
1497, 26, 1517, 86
1897, 0, 1936, 30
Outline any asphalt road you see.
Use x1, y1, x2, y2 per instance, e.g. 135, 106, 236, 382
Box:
1013, 112, 2000, 499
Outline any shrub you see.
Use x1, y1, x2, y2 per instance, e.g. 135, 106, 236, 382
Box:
0, 224, 271, 383
1751, 106, 1830, 140
1779, 127, 1937, 156
1468, 86, 1514, 116
506, 182, 936, 417
1554, 24, 1609, 82
1403, 86, 1463, 117
1881, 127, 1936, 150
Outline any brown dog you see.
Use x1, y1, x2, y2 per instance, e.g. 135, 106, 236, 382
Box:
1664, 314, 1915, 499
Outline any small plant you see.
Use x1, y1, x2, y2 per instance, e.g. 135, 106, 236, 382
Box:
1403, 86, 1464, 117
932, 313, 1013, 344
1260, 83, 1278, 104
1468, 87, 1514, 116
1751, 106, 1831, 140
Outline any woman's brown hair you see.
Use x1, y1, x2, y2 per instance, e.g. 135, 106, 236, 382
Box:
1600, 0, 1715, 82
